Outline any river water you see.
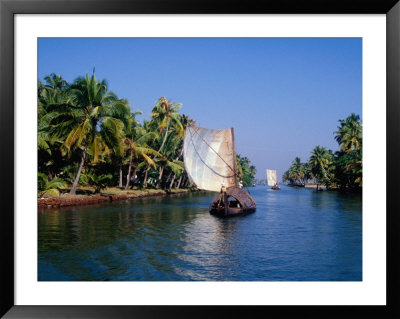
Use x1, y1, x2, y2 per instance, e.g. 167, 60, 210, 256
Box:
38, 185, 362, 281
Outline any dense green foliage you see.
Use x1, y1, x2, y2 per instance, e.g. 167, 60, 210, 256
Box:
236, 155, 257, 187
38, 73, 257, 196
283, 113, 362, 191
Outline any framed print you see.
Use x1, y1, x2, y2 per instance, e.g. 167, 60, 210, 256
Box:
1, 0, 399, 318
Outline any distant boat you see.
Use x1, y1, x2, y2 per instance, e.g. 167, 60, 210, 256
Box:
266, 169, 280, 190
183, 124, 257, 217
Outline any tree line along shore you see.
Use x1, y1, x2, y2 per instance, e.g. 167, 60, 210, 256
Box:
38, 73, 257, 207
282, 113, 362, 192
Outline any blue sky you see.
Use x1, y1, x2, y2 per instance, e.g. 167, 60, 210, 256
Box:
38, 38, 362, 180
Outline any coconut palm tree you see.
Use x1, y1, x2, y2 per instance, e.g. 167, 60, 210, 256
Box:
38, 173, 67, 197
333, 114, 362, 190
38, 76, 73, 180
123, 125, 160, 190
150, 97, 183, 154
142, 98, 183, 188
282, 170, 290, 184
309, 146, 333, 188
113, 110, 142, 187
334, 113, 362, 153
236, 155, 257, 187
154, 130, 184, 189
48, 73, 131, 194
43, 73, 68, 92
287, 157, 311, 186
288, 157, 302, 185
165, 114, 194, 190
236, 155, 245, 184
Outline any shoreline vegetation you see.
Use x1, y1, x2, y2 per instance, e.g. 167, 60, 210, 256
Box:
283, 183, 327, 190
38, 73, 257, 208
282, 114, 362, 193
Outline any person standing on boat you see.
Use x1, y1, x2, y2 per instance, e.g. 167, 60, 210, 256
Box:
216, 183, 227, 210
220, 182, 229, 216
220, 182, 226, 193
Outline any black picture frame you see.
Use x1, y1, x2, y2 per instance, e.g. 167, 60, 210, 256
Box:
1, 0, 399, 318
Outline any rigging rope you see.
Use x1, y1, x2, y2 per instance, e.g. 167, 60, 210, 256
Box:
187, 125, 237, 179
245, 186, 251, 195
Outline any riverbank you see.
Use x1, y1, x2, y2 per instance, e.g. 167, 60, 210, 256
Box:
285, 183, 328, 190
304, 184, 327, 190
38, 187, 198, 209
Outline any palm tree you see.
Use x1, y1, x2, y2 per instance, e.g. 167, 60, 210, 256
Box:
43, 73, 68, 91
154, 130, 184, 189
165, 114, 194, 190
309, 146, 333, 189
38, 76, 73, 180
334, 114, 362, 189
236, 155, 244, 184
288, 157, 302, 185
150, 97, 183, 154
142, 98, 183, 188
123, 126, 160, 190
49, 73, 130, 194
335, 113, 362, 153
236, 155, 257, 186
114, 110, 142, 187
287, 157, 311, 186
282, 170, 290, 184
38, 173, 67, 197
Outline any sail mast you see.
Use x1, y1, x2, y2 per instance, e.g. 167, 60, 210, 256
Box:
231, 127, 238, 187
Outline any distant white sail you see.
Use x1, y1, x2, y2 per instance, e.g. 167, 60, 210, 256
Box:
266, 169, 277, 186
183, 124, 237, 192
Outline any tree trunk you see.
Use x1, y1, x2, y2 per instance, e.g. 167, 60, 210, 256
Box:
70, 145, 87, 195
150, 124, 169, 190
321, 166, 331, 183
119, 165, 123, 188
130, 166, 137, 189
177, 175, 183, 189
183, 176, 189, 188
169, 174, 176, 190
178, 147, 184, 159
146, 123, 172, 190
125, 148, 133, 190
143, 167, 149, 188
167, 147, 183, 190
166, 171, 173, 184
157, 124, 169, 153
155, 165, 165, 189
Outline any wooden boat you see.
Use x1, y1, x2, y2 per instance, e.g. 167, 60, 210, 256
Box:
183, 124, 256, 217
266, 169, 280, 190
209, 186, 257, 217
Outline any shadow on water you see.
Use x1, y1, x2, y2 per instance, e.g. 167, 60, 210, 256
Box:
38, 186, 362, 281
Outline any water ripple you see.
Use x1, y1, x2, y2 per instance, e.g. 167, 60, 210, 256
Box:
38, 186, 362, 281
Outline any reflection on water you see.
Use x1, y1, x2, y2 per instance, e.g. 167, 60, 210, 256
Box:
38, 186, 362, 281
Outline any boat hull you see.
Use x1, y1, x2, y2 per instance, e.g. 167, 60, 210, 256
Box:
210, 206, 256, 217
209, 186, 257, 217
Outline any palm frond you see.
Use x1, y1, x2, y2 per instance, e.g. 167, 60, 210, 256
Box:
166, 160, 184, 175
140, 153, 157, 169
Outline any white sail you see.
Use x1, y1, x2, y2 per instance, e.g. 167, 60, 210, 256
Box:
266, 169, 277, 186
183, 125, 237, 192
